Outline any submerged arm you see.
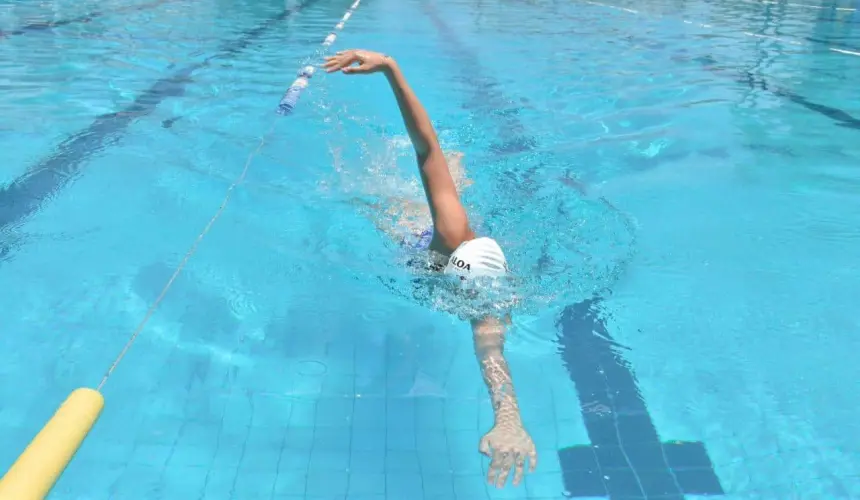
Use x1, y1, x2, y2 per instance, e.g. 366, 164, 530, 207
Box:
472, 317, 522, 427
472, 316, 537, 487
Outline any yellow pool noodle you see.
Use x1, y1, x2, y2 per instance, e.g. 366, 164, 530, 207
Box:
0, 388, 104, 500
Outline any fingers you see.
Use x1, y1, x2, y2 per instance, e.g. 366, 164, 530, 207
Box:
486, 450, 512, 488
512, 454, 526, 486
481, 434, 537, 489
485, 447, 537, 488
323, 51, 359, 73
486, 454, 501, 487
322, 56, 342, 73
327, 49, 357, 63
342, 63, 373, 74
494, 451, 514, 488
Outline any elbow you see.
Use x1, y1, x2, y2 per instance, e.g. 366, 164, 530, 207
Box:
472, 319, 505, 357
434, 227, 474, 254
474, 340, 502, 361
416, 142, 442, 165
417, 140, 435, 158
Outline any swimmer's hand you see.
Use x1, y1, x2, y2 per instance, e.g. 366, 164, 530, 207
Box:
479, 423, 537, 488
323, 49, 393, 75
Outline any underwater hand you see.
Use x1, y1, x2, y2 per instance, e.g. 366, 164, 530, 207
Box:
479, 423, 538, 487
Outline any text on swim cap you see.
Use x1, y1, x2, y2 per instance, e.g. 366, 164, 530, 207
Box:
451, 257, 471, 271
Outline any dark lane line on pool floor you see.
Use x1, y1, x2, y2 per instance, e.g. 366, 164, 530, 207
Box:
558, 299, 723, 499
0, 0, 177, 39
0, 0, 322, 239
421, 5, 535, 155
421, 2, 724, 498
677, 52, 860, 130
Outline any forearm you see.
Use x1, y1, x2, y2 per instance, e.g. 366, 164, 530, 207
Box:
473, 319, 523, 428
479, 350, 523, 428
383, 59, 440, 158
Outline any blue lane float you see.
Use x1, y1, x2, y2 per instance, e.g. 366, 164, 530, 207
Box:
275, 0, 361, 115
277, 66, 316, 115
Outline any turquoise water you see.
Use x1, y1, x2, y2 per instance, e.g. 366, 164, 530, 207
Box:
1, 0, 859, 498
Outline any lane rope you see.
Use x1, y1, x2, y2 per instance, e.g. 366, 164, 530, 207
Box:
96, 0, 363, 391
276, 0, 361, 114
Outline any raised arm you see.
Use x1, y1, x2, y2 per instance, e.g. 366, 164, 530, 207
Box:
324, 49, 474, 253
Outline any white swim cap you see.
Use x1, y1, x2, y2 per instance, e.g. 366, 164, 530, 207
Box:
444, 237, 508, 278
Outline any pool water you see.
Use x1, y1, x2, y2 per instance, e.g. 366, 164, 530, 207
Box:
1, 0, 859, 498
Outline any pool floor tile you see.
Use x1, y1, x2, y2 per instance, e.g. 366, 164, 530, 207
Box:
348, 472, 386, 496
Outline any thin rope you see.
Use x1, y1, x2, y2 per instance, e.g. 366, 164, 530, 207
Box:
97, 122, 276, 391
96, 0, 363, 392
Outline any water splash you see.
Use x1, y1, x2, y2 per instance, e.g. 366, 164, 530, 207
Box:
323, 134, 637, 319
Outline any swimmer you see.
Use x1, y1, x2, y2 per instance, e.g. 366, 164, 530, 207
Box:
324, 49, 537, 488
